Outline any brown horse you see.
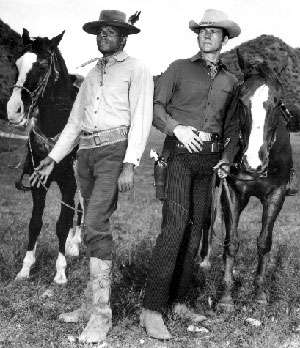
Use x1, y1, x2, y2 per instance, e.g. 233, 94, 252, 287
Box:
216, 50, 292, 307
7, 29, 82, 284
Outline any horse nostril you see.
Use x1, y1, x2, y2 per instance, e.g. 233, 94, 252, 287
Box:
17, 106, 21, 113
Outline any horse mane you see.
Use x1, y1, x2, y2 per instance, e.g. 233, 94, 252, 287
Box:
244, 61, 283, 90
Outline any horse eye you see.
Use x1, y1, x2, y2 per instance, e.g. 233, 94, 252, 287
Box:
274, 97, 278, 104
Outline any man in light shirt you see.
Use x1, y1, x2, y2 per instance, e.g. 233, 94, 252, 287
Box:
32, 10, 153, 343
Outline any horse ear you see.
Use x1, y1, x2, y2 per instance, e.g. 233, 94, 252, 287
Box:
22, 28, 32, 47
236, 48, 245, 72
50, 30, 65, 48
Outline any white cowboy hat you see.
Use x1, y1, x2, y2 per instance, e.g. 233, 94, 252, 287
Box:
189, 9, 241, 39
83, 10, 140, 35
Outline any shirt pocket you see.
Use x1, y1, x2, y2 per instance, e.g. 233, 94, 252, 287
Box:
211, 86, 233, 115
177, 79, 208, 104
105, 72, 130, 103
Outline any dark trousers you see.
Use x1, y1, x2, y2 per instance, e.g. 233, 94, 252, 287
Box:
76, 141, 127, 260
143, 153, 220, 313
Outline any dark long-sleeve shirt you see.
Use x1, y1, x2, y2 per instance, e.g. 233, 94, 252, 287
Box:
153, 52, 240, 162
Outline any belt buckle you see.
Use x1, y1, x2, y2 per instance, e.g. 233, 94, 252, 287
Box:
94, 135, 101, 146
211, 143, 217, 152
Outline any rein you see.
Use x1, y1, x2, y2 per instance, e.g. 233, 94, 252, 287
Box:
10, 50, 58, 127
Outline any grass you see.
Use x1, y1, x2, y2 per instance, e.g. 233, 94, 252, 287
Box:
1, 126, 300, 348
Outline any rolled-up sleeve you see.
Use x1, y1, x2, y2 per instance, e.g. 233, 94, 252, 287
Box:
123, 62, 154, 167
153, 61, 180, 136
49, 81, 86, 163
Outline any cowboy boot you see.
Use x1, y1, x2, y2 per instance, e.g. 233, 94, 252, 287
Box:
59, 281, 93, 323
140, 308, 172, 340
79, 257, 112, 343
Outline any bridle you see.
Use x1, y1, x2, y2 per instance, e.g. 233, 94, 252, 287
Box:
8, 49, 61, 171
10, 49, 60, 127
221, 99, 291, 183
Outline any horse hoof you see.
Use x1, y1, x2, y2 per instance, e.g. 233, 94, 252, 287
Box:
199, 260, 211, 270
254, 288, 268, 305
255, 294, 268, 306
54, 275, 68, 285
217, 295, 235, 312
216, 302, 235, 312
15, 272, 30, 281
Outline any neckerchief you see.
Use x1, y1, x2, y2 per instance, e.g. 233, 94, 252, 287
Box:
201, 54, 223, 79
96, 57, 110, 86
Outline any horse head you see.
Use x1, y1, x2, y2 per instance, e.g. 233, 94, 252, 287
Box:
237, 49, 286, 175
7, 28, 68, 127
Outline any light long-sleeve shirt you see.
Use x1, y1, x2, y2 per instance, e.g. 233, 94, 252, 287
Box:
49, 51, 154, 166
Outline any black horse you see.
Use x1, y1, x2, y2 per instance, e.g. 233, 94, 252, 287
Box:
7, 29, 82, 284
214, 50, 293, 307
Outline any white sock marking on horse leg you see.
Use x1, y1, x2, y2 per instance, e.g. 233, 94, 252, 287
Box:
65, 226, 81, 257
200, 244, 212, 270
244, 85, 269, 169
54, 252, 67, 284
65, 228, 74, 256
15, 249, 36, 280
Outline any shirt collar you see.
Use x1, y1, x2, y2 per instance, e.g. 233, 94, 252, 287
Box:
114, 50, 128, 62
190, 52, 226, 70
107, 50, 128, 63
96, 51, 128, 71
190, 52, 202, 63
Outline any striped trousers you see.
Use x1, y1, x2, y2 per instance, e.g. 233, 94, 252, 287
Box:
76, 141, 127, 260
143, 152, 220, 312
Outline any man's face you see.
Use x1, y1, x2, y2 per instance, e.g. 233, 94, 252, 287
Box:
197, 27, 228, 53
97, 25, 123, 55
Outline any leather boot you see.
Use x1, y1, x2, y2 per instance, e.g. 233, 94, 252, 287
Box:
140, 308, 172, 340
79, 257, 112, 343
59, 281, 93, 323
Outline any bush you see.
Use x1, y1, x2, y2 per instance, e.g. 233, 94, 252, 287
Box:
288, 106, 300, 132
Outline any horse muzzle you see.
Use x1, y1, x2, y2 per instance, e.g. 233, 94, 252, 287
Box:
242, 155, 269, 176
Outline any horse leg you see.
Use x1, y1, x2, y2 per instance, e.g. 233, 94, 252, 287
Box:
54, 175, 76, 284
198, 212, 212, 270
16, 186, 47, 280
255, 185, 286, 304
219, 182, 248, 309
66, 200, 84, 257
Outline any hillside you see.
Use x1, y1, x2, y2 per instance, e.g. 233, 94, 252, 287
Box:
1, 20, 300, 119
0, 19, 22, 119
221, 34, 300, 109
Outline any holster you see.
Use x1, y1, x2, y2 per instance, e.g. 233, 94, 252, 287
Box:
154, 161, 167, 201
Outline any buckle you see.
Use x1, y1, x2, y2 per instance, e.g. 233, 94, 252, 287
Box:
211, 143, 217, 152
94, 135, 101, 146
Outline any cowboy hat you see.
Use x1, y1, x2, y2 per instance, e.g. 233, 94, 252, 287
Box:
189, 9, 241, 39
83, 10, 140, 35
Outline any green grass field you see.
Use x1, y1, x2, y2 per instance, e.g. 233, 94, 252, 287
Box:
1, 125, 300, 348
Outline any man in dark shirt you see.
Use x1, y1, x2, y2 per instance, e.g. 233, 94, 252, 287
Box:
140, 9, 241, 339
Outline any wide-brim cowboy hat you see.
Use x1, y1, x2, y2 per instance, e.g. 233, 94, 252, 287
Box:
83, 10, 140, 35
189, 9, 241, 39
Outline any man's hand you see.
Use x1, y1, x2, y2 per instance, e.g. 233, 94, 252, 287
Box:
30, 156, 55, 188
173, 125, 202, 152
214, 159, 230, 179
118, 162, 134, 193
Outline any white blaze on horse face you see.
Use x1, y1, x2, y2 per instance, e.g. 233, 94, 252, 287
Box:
244, 85, 269, 169
7, 52, 37, 125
